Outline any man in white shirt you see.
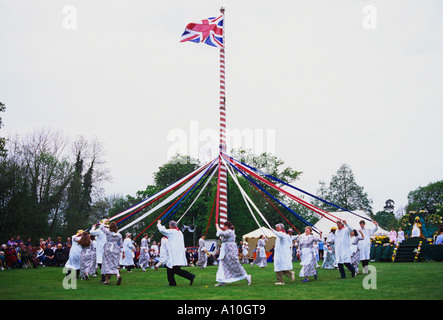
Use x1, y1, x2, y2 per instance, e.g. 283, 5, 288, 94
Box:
157, 220, 196, 286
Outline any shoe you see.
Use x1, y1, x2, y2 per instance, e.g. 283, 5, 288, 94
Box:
246, 275, 252, 286
117, 276, 122, 286
190, 274, 196, 286
215, 282, 226, 287
275, 282, 285, 285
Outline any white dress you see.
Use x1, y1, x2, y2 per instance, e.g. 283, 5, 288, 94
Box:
120, 237, 135, 266
89, 225, 106, 265
252, 238, 268, 268
411, 223, 421, 237
216, 228, 249, 283
297, 234, 318, 277
335, 225, 352, 264
139, 237, 151, 269
271, 229, 293, 272
358, 224, 377, 260
158, 237, 170, 266
197, 238, 207, 268
65, 235, 82, 270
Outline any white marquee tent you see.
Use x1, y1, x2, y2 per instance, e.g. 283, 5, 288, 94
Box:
313, 210, 389, 238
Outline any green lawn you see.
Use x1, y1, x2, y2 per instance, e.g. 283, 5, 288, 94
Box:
1, 261, 442, 300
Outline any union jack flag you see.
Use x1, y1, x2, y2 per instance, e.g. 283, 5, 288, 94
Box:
180, 15, 224, 48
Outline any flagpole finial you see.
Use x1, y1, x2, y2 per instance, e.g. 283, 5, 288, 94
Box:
220, 7, 225, 14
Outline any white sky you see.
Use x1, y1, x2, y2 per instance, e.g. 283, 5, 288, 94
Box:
1, 0, 442, 214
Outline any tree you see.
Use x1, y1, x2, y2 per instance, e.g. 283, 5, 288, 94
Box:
153, 154, 200, 190
314, 163, 373, 215
407, 180, 443, 215
0, 129, 110, 240
64, 136, 110, 233
373, 210, 397, 230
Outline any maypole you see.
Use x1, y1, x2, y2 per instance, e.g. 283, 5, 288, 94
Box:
216, 7, 228, 224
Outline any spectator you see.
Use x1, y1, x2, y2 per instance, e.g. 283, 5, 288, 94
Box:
46, 237, 55, 247
7, 237, 15, 247
15, 236, 23, 247
55, 237, 64, 248
55, 243, 68, 266
36, 245, 46, 266
0, 247, 5, 270
24, 238, 32, 247
5, 244, 18, 269
44, 243, 56, 266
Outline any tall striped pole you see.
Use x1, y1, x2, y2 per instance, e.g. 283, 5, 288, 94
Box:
217, 7, 228, 224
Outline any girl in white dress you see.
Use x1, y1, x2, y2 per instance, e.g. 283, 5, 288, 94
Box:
196, 235, 208, 269
251, 235, 267, 268
139, 234, 151, 271
120, 233, 135, 272
350, 229, 364, 275
64, 230, 83, 279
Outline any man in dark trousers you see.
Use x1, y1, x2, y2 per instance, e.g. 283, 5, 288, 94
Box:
157, 220, 196, 286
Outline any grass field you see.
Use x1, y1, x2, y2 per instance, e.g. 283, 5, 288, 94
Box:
0, 261, 442, 300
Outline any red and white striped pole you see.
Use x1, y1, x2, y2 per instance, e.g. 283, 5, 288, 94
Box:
216, 7, 228, 224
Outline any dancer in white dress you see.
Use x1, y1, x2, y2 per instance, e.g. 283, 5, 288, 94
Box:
215, 221, 252, 286
350, 229, 364, 275
79, 232, 96, 280
154, 236, 169, 271
358, 219, 378, 273
89, 221, 106, 281
251, 235, 267, 268
120, 233, 135, 272
196, 235, 208, 269
271, 223, 295, 285
335, 220, 355, 279
241, 242, 249, 264
297, 226, 322, 282
139, 233, 151, 271
64, 230, 83, 279
100, 221, 123, 285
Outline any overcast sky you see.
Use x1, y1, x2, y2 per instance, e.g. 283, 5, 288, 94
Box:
1, 0, 442, 215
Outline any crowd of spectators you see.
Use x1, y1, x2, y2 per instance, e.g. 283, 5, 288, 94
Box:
0, 235, 220, 271
1, 235, 73, 270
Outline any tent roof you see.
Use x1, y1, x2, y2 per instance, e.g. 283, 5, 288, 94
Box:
313, 210, 389, 237
242, 227, 276, 240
